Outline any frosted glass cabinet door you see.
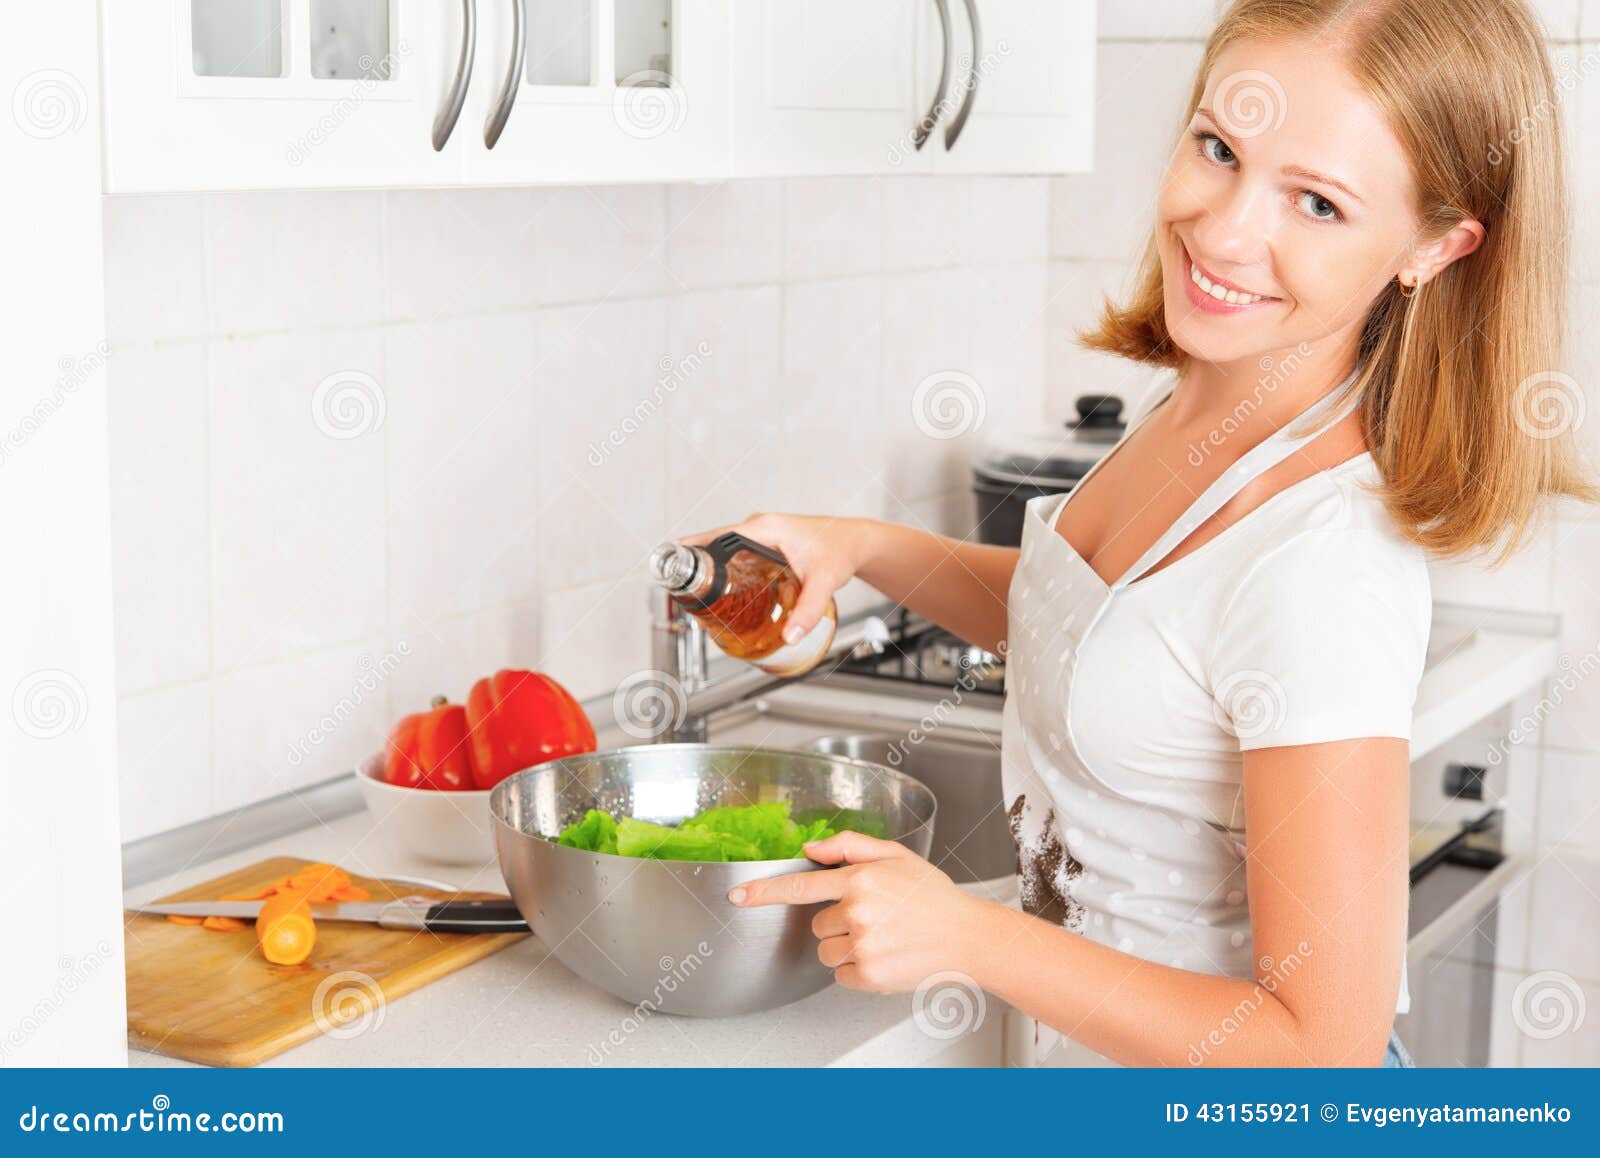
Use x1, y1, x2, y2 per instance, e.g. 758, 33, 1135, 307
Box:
731, 0, 931, 177
101, 0, 467, 191
460, 0, 734, 184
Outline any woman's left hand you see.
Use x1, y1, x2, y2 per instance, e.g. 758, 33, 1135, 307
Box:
727, 832, 989, 993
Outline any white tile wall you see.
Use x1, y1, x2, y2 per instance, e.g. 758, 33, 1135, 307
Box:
383, 314, 540, 625
535, 299, 672, 589
383, 188, 545, 320
107, 177, 1036, 835
1096, 0, 1220, 42
1536, 0, 1584, 39
206, 191, 383, 334
116, 681, 213, 840
102, 195, 208, 345
664, 180, 785, 290
207, 329, 387, 671
108, 343, 210, 695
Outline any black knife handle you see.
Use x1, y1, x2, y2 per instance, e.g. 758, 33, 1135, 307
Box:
422, 898, 529, 933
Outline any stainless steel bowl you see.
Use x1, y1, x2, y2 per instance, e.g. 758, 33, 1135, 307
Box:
489, 744, 937, 1016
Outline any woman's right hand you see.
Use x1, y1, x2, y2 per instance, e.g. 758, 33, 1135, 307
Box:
676, 513, 878, 644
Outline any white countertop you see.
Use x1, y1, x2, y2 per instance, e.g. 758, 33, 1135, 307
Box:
124, 696, 1018, 1069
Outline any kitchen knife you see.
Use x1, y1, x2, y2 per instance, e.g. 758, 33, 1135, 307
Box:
136, 896, 529, 933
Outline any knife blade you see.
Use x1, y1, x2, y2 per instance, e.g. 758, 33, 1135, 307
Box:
135, 896, 528, 934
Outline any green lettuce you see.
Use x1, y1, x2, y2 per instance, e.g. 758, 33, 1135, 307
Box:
552, 800, 888, 862
555, 808, 619, 854
792, 806, 890, 840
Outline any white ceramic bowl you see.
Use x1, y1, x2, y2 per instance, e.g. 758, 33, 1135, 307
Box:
354, 754, 496, 866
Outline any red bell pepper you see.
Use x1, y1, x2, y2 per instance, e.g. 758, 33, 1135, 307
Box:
465, 669, 597, 790
383, 696, 473, 791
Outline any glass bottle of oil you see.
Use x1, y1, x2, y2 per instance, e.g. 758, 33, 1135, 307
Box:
648, 534, 838, 678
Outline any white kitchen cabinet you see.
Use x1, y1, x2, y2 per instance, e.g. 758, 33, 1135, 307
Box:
99, 0, 1094, 190
915, 0, 1097, 175
730, 0, 932, 176
101, 0, 467, 192
732, 0, 1096, 178
460, 0, 733, 185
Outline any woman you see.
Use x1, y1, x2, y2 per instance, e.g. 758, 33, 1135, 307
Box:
692, 0, 1596, 1066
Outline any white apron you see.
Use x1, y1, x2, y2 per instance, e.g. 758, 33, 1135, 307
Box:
1000, 372, 1365, 1067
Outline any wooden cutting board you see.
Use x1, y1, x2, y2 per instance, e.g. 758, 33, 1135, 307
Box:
124, 856, 528, 1067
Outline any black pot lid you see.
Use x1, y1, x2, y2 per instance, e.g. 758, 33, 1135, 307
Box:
973, 394, 1127, 487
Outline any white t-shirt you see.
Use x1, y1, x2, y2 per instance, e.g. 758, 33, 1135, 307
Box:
1002, 370, 1431, 1062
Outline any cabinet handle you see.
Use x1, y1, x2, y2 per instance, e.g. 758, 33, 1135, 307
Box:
944, 0, 980, 148
432, 0, 477, 151
913, 0, 953, 151
484, 0, 526, 149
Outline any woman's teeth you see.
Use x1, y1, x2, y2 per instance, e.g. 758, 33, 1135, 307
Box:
1190, 259, 1268, 305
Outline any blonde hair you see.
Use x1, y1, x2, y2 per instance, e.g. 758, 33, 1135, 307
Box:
1080, 0, 1598, 562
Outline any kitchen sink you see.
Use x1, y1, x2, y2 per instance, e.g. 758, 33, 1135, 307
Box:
809, 734, 1014, 884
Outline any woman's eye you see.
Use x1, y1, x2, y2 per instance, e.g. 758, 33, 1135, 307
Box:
1197, 132, 1235, 165
1299, 190, 1341, 222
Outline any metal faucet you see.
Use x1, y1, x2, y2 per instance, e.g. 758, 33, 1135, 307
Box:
649, 593, 889, 743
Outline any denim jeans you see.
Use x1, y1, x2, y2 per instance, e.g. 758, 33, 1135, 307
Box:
1381, 1030, 1416, 1068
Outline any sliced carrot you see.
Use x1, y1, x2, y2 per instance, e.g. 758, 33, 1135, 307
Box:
164, 861, 369, 953
285, 863, 351, 901
256, 890, 316, 965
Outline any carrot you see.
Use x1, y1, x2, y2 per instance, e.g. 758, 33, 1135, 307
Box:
256, 891, 317, 965
285, 863, 351, 901
164, 861, 369, 950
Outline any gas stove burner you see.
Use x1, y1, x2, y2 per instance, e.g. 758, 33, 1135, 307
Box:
833, 610, 1006, 697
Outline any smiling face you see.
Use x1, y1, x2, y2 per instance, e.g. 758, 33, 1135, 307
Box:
1156, 37, 1424, 368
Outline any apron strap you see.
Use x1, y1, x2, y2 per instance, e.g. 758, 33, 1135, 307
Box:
1116, 370, 1364, 589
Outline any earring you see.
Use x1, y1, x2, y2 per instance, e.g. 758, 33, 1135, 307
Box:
1399, 276, 1418, 299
